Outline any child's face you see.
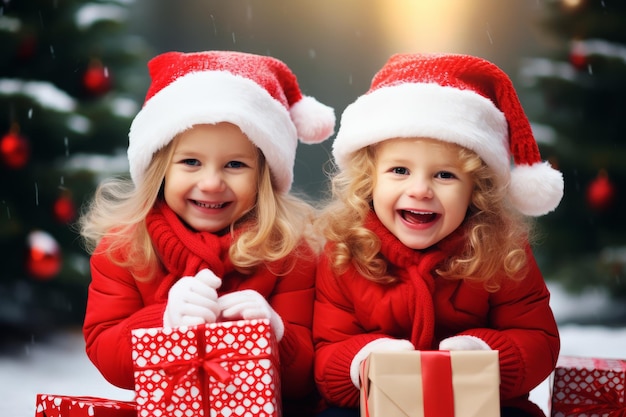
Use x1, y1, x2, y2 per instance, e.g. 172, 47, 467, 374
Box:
163, 122, 259, 233
372, 138, 473, 250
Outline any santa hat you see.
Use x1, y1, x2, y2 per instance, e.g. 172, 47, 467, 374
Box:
333, 53, 564, 216
128, 50, 335, 192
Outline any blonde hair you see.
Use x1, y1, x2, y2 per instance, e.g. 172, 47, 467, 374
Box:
316, 140, 533, 291
79, 137, 320, 282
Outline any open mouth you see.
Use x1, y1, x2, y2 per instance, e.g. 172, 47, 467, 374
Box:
193, 200, 227, 209
400, 210, 439, 224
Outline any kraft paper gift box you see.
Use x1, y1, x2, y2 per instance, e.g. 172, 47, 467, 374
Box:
360, 350, 500, 417
131, 318, 281, 417
550, 355, 626, 416
34, 394, 137, 417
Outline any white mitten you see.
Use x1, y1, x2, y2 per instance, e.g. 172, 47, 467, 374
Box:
217, 290, 285, 341
439, 335, 491, 351
350, 338, 414, 389
163, 269, 222, 328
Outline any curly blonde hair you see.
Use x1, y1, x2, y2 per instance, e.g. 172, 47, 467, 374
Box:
78, 136, 321, 282
316, 140, 534, 291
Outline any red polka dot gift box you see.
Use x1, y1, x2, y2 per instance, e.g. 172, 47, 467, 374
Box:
550, 355, 626, 416
131, 319, 280, 417
34, 394, 137, 417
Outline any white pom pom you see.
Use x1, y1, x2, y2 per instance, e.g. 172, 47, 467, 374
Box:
509, 161, 564, 216
290, 96, 335, 144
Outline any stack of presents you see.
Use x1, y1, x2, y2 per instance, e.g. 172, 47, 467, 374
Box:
36, 319, 280, 417
35, 319, 626, 416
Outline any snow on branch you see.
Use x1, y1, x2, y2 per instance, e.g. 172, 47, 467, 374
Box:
519, 57, 577, 85
75, 3, 129, 30
63, 149, 129, 179
571, 39, 626, 64
0, 79, 76, 112
0, 16, 21, 33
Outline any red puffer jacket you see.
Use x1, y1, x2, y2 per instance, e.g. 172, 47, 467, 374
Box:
313, 213, 559, 417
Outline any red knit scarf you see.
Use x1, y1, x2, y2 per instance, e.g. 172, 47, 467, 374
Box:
365, 211, 465, 350
146, 203, 237, 301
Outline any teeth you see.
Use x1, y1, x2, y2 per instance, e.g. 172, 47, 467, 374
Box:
196, 201, 224, 209
407, 210, 434, 215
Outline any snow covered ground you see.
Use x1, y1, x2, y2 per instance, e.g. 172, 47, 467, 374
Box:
2, 283, 626, 417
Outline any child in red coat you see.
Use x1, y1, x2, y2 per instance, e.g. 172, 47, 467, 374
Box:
313, 53, 564, 417
79, 50, 334, 417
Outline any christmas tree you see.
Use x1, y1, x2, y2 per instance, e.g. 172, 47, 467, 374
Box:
0, 0, 151, 336
520, 0, 626, 298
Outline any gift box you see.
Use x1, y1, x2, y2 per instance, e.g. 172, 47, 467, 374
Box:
360, 350, 500, 417
131, 318, 281, 417
550, 355, 626, 417
34, 394, 137, 417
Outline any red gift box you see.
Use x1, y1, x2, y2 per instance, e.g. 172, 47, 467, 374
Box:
551, 355, 626, 417
131, 318, 281, 417
34, 394, 136, 417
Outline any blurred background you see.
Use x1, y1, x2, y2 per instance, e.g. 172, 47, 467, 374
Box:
1, 0, 625, 341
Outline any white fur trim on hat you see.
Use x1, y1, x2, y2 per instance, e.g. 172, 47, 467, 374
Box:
128, 70, 297, 192
333, 83, 510, 184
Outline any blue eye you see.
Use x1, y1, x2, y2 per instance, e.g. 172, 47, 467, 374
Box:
436, 171, 456, 179
182, 159, 200, 166
391, 167, 409, 175
226, 161, 246, 168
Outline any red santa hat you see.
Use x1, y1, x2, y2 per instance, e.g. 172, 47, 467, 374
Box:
333, 53, 564, 216
128, 50, 335, 192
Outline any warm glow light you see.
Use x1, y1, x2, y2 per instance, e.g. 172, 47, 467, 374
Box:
561, 0, 583, 9
376, 0, 475, 54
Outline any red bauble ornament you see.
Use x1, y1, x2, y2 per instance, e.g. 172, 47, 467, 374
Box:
17, 34, 37, 61
53, 193, 77, 224
0, 130, 30, 169
83, 60, 112, 96
569, 41, 587, 71
586, 170, 616, 212
26, 230, 62, 280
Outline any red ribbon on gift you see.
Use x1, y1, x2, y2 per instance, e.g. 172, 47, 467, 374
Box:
421, 351, 455, 417
361, 358, 372, 417
552, 378, 626, 417
146, 348, 275, 395
157, 347, 238, 402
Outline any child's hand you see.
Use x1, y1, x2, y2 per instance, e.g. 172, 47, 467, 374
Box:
439, 335, 491, 351
217, 290, 284, 341
350, 338, 414, 388
163, 269, 222, 328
